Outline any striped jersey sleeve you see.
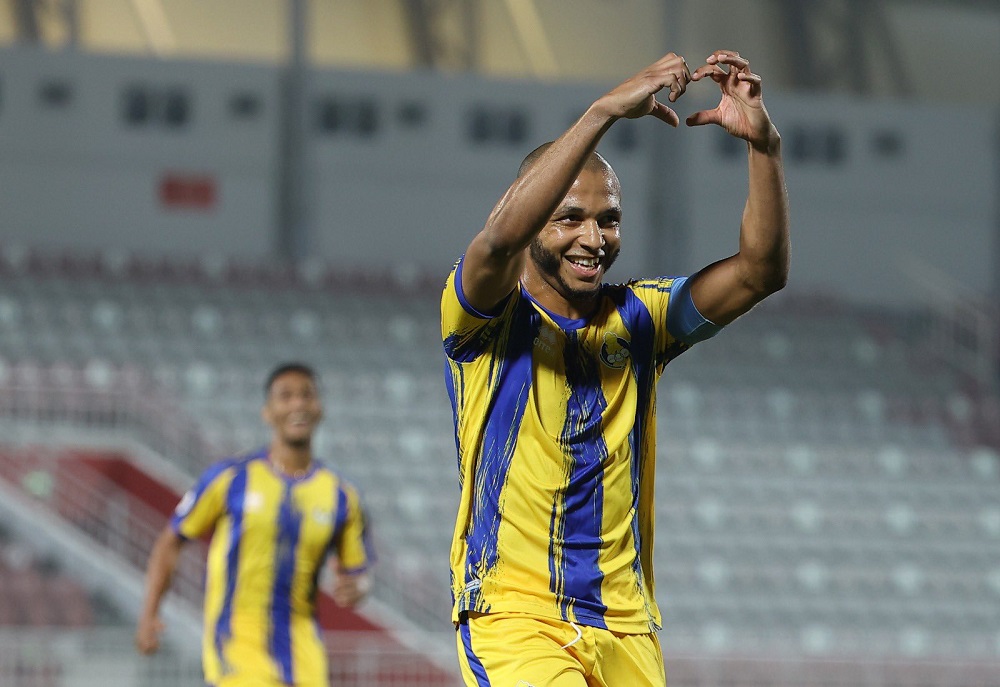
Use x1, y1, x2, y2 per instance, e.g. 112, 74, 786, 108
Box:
171, 458, 238, 540
332, 481, 373, 573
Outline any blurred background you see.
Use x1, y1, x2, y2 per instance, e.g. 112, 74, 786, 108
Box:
0, 1, 997, 685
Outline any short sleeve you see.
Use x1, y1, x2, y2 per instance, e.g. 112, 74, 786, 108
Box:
441, 256, 513, 363
170, 461, 234, 541
333, 482, 374, 573
626, 276, 721, 371
665, 276, 722, 345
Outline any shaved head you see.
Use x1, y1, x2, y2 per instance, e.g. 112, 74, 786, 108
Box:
517, 142, 615, 180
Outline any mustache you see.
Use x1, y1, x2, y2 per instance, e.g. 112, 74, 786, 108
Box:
528, 240, 620, 276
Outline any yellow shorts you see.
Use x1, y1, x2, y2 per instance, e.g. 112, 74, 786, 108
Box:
214, 677, 304, 687
212, 672, 326, 687
456, 612, 666, 687
207, 626, 328, 687
213, 672, 327, 687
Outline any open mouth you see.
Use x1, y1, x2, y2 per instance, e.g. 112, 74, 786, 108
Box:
566, 256, 602, 279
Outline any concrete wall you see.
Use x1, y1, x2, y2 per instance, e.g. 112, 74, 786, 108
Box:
0, 48, 279, 261
0, 47, 995, 307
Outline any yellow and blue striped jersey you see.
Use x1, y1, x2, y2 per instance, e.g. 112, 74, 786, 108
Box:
441, 258, 719, 634
171, 449, 372, 686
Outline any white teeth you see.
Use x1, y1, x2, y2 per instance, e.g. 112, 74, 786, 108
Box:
569, 258, 598, 268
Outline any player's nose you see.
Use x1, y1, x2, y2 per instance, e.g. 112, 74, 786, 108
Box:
578, 220, 605, 249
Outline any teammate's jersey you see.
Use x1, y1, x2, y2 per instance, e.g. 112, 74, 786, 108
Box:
441, 258, 718, 634
171, 449, 372, 686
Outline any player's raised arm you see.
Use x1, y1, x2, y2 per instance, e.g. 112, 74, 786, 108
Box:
460, 53, 693, 314
135, 526, 186, 655
684, 50, 790, 325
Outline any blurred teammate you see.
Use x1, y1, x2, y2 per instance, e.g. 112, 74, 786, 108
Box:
135, 362, 373, 687
442, 50, 789, 685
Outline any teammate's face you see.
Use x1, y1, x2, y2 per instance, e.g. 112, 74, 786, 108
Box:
527, 165, 622, 308
262, 371, 323, 449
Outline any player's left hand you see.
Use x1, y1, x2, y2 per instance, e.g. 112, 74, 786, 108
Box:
135, 613, 165, 655
332, 571, 371, 607
686, 50, 778, 152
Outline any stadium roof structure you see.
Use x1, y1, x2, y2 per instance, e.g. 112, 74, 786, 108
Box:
0, 0, 996, 105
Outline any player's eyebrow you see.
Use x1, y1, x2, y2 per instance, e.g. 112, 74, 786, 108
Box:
553, 204, 584, 216
552, 204, 621, 217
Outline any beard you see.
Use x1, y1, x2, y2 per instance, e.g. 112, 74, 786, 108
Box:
528, 238, 620, 302
280, 430, 313, 450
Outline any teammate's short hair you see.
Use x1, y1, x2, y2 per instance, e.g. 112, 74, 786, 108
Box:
264, 362, 319, 398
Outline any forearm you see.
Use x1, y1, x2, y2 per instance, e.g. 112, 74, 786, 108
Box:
461, 104, 619, 310
140, 528, 183, 619
480, 105, 617, 255
739, 131, 789, 294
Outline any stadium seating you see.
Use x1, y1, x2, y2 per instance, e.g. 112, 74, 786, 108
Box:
0, 534, 97, 627
0, 247, 998, 676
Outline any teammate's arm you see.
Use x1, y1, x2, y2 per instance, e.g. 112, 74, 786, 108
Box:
135, 526, 186, 655
461, 53, 693, 314
329, 482, 373, 608
684, 50, 790, 325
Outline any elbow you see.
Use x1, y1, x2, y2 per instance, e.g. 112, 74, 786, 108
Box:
765, 269, 789, 295
747, 266, 788, 300
756, 249, 789, 297
739, 235, 789, 300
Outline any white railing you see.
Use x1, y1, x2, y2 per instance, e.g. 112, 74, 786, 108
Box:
898, 254, 999, 390
0, 372, 457, 635
0, 373, 212, 475
931, 298, 998, 388
0, 438, 455, 638
0, 446, 207, 607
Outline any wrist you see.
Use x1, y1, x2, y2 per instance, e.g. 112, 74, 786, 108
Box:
584, 100, 622, 128
749, 128, 781, 156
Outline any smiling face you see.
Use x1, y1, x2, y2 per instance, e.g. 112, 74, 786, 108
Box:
524, 162, 622, 317
262, 369, 323, 450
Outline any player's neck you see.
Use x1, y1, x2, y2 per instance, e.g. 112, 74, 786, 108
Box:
268, 441, 313, 478
520, 274, 599, 321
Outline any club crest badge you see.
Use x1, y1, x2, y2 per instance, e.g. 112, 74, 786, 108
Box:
599, 331, 631, 369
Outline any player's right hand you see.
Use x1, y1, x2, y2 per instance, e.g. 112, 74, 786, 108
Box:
135, 614, 165, 655
594, 52, 692, 127
686, 50, 777, 151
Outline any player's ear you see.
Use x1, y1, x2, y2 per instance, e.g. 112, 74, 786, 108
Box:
261, 405, 272, 427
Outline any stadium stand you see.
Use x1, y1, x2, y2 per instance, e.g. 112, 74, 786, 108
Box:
0, 532, 99, 627
0, 245, 998, 686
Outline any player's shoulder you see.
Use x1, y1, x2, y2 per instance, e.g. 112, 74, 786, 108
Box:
614, 276, 682, 293
310, 460, 360, 492
199, 448, 265, 482
598, 277, 679, 306
442, 255, 464, 292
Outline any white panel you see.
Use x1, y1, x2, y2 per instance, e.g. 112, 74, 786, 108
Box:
0, 47, 279, 260
306, 68, 652, 281
684, 93, 997, 306
0, 47, 995, 309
